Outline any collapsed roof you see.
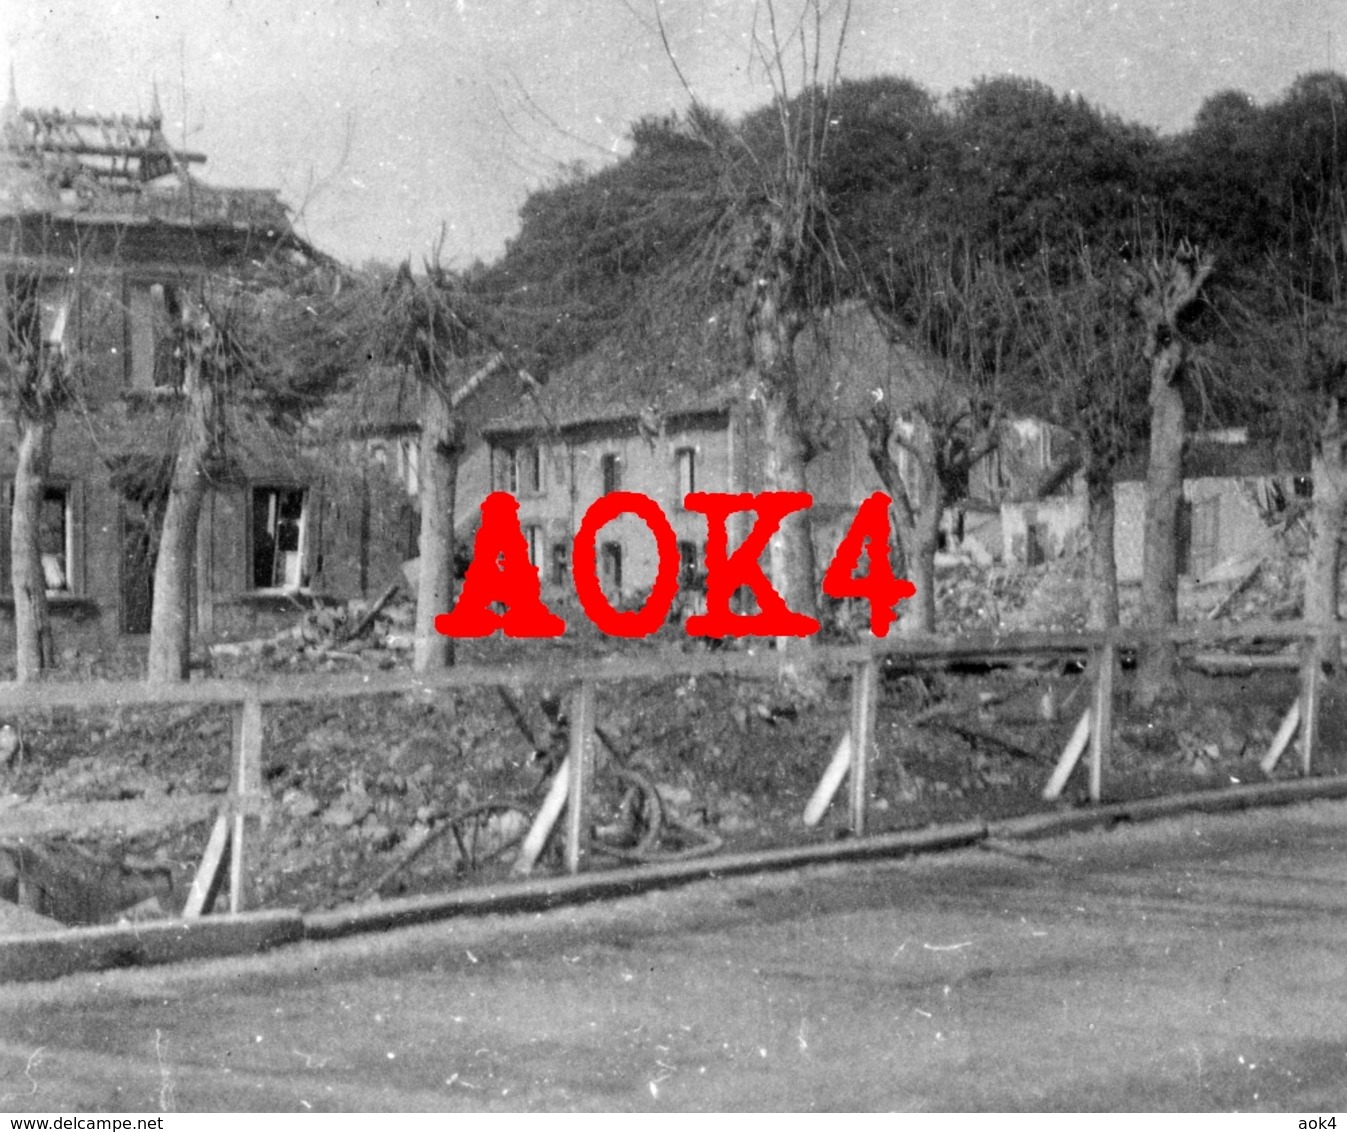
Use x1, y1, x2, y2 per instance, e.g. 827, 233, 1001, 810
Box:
0, 74, 294, 239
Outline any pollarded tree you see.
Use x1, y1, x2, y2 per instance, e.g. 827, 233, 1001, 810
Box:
476, 0, 858, 643
1010, 245, 1151, 629
837, 74, 1161, 633
1132, 238, 1215, 703
378, 258, 510, 672
857, 242, 1011, 633
1237, 189, 1347, 659
652, 0, 858, 638
144, 255, 358, 684
145, 285, 235, 682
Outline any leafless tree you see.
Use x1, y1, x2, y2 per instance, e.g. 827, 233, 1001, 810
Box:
858, 243, 1009, 633
651, 0, 854, 643
378, 256, 508, 672
145, 286, 235, 682
1133, 239, 1215, 703
2, 269, 69, 679
1010, 245, 1150, 629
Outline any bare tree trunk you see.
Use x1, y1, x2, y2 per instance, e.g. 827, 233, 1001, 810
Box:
1305, 399, 1347, 666
146, 453, 207, 683
11, 412, 55, 680
761, 390, 819, 630
1086, 469, 1119, 630
1134, 243, 1213, 706
897, 497, 940, 635
1136, 364, 1185, 699
859, 404, 941, 634
413, 385, 462, 672
147, 305, 219, 684
743, 220, 820, 645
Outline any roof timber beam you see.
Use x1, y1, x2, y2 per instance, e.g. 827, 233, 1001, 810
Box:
13, 139, 206, 165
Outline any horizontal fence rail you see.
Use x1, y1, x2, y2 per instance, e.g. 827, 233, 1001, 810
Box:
0, 618, 1335, 712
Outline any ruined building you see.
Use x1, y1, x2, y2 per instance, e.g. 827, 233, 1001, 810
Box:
0, 79, 414, 670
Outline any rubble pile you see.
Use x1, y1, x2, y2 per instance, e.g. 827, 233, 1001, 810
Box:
936, 517, 1315, 637
209, 586, 416, 673
936, 556, 1092, 634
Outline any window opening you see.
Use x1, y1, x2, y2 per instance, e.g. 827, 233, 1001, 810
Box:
129, 282, 183, 389
600, 541, 622, 598
252, 487, 308, 590
38, 486, 72, 593
550, 541, 569, 588
601, 453, 622, 495
676, 447, 696, 501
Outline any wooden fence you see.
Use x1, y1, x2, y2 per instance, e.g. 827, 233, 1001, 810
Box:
0, 617, 1336, 918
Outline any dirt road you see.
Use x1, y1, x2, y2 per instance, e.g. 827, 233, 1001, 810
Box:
3, 800, 1347, 1112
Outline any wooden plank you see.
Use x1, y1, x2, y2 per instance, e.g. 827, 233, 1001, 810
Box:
183, 812, 231, 919
1260, 698, 1302, 775
512, 758, 570, 876
848, 659, 878, 836
803, 731, 851, 827
1088, 641, 1115, 804
1191, 652, 1298, 675
0, 619, 1339, 714
565, 682, 595, 876
1043, 710, 1092, 801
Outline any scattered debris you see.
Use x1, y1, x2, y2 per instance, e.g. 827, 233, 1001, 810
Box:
0, 723, 23, 770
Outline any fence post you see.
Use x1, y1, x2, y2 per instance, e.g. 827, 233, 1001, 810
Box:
1088, 637, 1115, 804
1299, 630, 1323, 776
564, 680, 595, 875
229, 691, 264, 913
848, 657, 878, 836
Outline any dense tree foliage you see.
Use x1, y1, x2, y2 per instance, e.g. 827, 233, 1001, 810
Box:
467, 65, 1347, 636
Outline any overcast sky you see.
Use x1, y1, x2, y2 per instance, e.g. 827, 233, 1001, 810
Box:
3, 0, 1341, 268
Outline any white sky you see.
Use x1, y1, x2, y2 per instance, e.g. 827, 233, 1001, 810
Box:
3, 0, 1341, 268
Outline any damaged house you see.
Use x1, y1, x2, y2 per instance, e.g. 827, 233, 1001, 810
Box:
0, 83, 410, 669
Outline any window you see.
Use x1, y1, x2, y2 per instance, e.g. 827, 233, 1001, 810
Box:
675, 447, 696, 502
39, 486, 72, 593
600, 541, 622, 598
601, 453, 622, 495
1188, 497, 1220, 579
550, 542, 569, 588
492, 445, 543, 495
128, 282, 183, 390
492, 446, 517, 493
1024, 522, 1046, 567
678, 540, 701, 588
518, 446, 542, 495
5, 277, 70, 363
396, 438, 420, 497
38, 290, 70, 360
251, 486, 309, 590
1, 482, 77, 596
524, 524, 543, 570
